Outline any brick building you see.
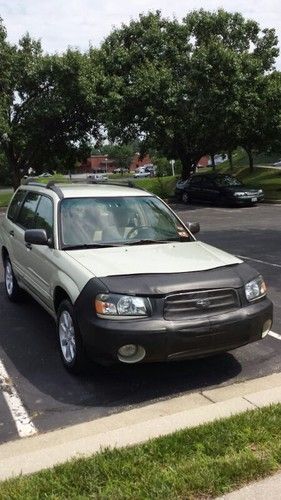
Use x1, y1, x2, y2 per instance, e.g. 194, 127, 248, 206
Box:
79, 153, 153, 174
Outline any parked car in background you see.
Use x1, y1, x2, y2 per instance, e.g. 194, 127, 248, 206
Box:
112, 168, 129, 174
38, 172, 52, 178
179, 173, 264, 206
144, 164, 156, 176
133, 167, 151, 178
87, 173, 108, 182
272, 160, 281, 166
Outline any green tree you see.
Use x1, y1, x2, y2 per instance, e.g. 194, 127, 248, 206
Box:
0, 19, 101, 188
97, 10, 280, 178
98, 143, 135, 171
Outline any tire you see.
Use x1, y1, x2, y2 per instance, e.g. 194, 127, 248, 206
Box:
182, 192, 189, 204
4, 257, 22, 302
57, 299, 85, 374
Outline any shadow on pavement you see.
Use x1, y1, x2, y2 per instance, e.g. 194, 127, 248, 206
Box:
0, 283, 242, 412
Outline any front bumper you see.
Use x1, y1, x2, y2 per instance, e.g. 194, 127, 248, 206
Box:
233, 194, 264, 205
76, 297, 273, 365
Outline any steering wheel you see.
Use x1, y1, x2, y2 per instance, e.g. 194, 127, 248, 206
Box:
126, 225, 155, 240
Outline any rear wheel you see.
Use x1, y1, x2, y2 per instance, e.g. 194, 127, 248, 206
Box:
57, 300, 85, 374
4, 257, 21, 302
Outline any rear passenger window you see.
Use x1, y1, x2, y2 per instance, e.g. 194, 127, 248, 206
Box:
34, 196, 53, 238
7, 190, 26, 221
17, 192, 40, 229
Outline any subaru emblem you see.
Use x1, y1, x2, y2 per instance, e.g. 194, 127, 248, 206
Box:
196, 298, 210, 309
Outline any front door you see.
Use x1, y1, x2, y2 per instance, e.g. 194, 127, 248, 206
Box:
15, 192, 55, 309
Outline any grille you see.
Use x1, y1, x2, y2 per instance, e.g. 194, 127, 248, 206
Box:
164, 288, 240, 320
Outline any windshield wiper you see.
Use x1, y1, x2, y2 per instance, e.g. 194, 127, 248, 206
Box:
63, 243, 121, 250
125, 237, 188, 246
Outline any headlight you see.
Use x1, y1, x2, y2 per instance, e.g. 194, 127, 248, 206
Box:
95, 294, 151, 317
258, 189, 263, 194
234, 192, 247, 197
245, 276, 267, 302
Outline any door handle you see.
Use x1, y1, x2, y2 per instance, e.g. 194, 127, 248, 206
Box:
9, 230, 14, 237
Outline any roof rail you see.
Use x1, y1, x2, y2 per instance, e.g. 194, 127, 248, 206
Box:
21, 178, 64, 199
46, 181, 64, 200
21, 178, 42, 186
105, 180, 136, 188
104, 180, 148, 192
86, 179, 135, 188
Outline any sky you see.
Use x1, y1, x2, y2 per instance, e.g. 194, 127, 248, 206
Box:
0, 0, 281, 68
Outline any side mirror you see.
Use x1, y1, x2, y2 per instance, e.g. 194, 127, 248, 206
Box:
25, 229, 49, 246
187, 222, 200, 235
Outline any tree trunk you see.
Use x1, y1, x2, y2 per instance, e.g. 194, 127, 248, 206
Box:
11, 163, 21, 191
245, 148, 254, 172
2, 141, 21, 190
228, 150, 233, 171
180, 155, 193, 179
211, 154, 216, 172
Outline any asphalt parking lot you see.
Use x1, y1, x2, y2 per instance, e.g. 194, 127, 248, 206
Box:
0, 202, 281, 445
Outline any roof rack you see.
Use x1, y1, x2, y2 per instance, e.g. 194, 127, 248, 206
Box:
46, 181, 64, 199
86, 179, 136, 188
103, 180, 148, 192
21, 177, 146, 198
21, 178, 64, 200
105, 180, 136, 188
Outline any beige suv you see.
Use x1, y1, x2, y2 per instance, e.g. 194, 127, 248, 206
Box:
0, 181, 273, 374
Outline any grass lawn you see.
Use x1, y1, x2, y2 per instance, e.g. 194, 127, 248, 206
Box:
1, 404, 281, 499
37, 174, 68, 184
134, 175, 177, 198
0, 191, 12, 207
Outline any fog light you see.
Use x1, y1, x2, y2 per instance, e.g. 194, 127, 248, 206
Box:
118, 344, 138, 357
262, 319, 272, 338
117, 344, 146, 364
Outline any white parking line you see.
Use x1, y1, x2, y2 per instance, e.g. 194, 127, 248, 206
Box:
0, 358, 37, 438
269, 331, 281, 341
237, 255, 281, 269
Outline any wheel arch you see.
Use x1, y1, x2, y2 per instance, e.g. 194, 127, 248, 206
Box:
1, 246, 9, 264
53, 286, 72, 313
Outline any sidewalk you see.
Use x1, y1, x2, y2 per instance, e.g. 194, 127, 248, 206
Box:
1, 372, 281, 484
218, 470, 281, 499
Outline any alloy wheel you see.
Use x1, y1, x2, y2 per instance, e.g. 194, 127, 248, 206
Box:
5, 260, 14, 296
59, 310, 76, 363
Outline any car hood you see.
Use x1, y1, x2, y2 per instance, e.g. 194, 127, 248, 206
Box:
65, 241, 242, 278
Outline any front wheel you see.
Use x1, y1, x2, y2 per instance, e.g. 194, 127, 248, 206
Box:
57, 300, 85, 374
4, 257, 22, 302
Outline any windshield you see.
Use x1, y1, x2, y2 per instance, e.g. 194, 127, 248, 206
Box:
60, 196, 190, 249
215, 175, 242, 187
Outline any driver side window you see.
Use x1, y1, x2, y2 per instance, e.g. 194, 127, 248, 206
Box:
34, 196, 54, 239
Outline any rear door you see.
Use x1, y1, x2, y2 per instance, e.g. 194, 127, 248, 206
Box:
200, 176, 220, 204
3, 190, 27, 278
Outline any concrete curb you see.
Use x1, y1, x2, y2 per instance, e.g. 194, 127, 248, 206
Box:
0, 372, 281, 481
217, 471, 281, 499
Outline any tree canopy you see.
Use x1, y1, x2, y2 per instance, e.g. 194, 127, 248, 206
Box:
0, 19, 101, 188
97, 9, 281, 177
1, 9, 281, 185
